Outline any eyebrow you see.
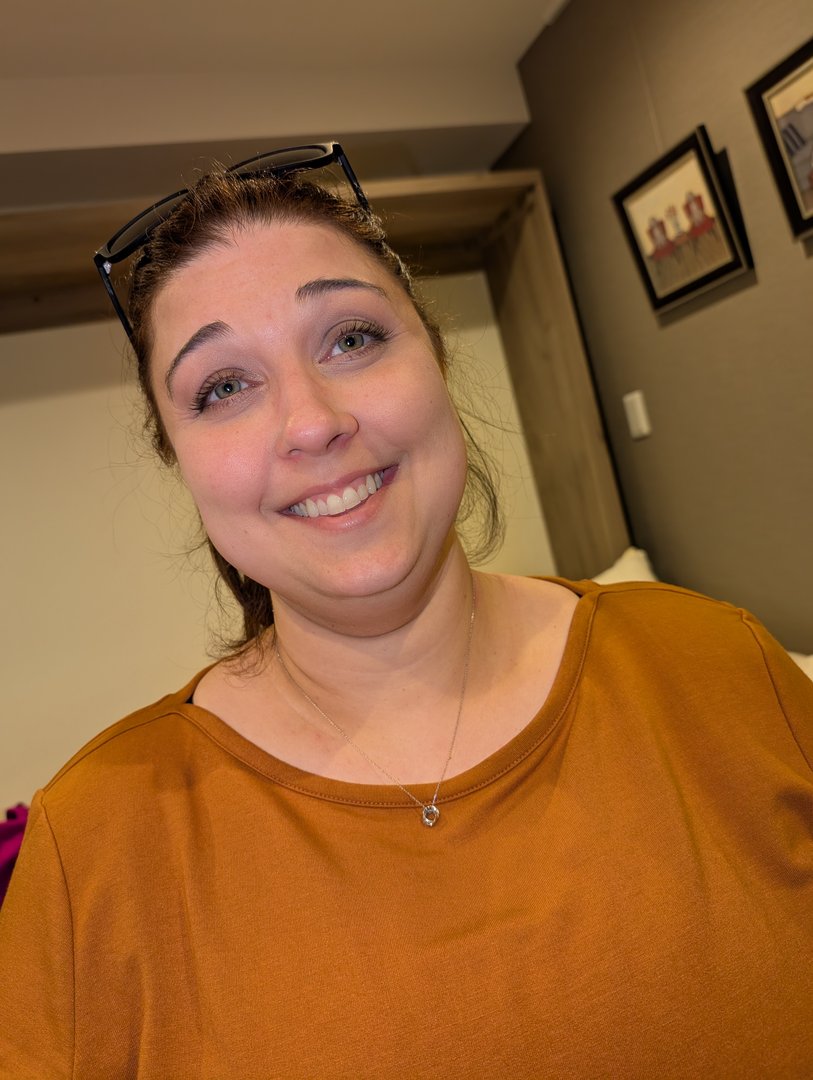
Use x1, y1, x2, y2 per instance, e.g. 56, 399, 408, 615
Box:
295, 278, 388, 302
164, 320, 233, 398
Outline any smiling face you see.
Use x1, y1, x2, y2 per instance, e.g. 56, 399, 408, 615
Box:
149, 221, 468, 627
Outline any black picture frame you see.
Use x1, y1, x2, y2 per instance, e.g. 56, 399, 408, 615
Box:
746, 36, 813, 239
612, 126, 752, 312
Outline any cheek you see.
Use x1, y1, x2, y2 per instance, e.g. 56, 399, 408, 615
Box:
397, 371, 468, 498
173, 430, 264, 525
427, 385, 470, 506
419, 373, 466, 458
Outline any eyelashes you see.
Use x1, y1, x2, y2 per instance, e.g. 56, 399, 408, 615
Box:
328, 319, 391, 357
190, 319, 391, 414
192, 371, 250, 413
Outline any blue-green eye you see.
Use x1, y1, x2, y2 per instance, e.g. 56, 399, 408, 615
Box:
211, 378, 245, 400
336, 331, 367, 353
329, 321, 389, 359
195, 374, 250, 411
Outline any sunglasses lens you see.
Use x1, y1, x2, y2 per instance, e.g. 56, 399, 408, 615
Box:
232, 146, 331, 177
106, 194, 187, 260
231, 145, 366, 209
102, 145, 359, 263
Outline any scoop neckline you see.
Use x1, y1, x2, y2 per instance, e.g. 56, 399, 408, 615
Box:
175, 577, 600, 809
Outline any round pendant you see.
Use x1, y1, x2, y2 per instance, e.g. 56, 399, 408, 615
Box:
421, 804, 440, 827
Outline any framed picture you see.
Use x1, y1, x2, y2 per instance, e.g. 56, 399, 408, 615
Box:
612, 126, 752, 312
746, 36, 813, 239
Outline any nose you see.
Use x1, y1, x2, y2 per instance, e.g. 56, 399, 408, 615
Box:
274, 371, 359, 457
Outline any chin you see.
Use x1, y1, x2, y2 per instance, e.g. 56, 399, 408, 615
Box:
321, 550, 427, 603
334, 529, 458, 603
270, 529, 460, 619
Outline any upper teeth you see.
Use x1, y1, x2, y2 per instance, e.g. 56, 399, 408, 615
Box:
288, 471, 384, 517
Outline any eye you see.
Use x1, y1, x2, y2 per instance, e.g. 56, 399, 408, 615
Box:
194, 373, 251, 412
210, 377, 247, 401
328, 320, 390, 359
336, 331, 368, 353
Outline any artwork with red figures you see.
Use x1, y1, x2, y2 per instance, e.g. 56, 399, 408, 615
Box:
613, 126, 751, 310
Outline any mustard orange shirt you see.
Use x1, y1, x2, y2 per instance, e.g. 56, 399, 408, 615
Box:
1, 580, 812, 1078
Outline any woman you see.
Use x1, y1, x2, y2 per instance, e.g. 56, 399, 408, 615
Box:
1, 144, 811, 1079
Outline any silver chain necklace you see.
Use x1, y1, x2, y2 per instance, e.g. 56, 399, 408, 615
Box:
273, 580, 476, 827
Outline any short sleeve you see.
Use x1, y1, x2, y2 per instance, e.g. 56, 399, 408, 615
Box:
0, 793, 75, 1079
741, 610, 813, 773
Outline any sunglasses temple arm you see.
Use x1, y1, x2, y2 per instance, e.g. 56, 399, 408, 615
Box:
338, 151, 370, 212
95, 259, 137, 348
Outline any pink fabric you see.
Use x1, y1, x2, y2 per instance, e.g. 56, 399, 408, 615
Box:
0, 804, 29, 908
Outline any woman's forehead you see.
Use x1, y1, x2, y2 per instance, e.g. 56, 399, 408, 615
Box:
149, 219, 406, 364
179, 219, 385, 286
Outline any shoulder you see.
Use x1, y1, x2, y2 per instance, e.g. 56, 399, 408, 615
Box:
568, 577, 782, 673
488, 573, 756, 672
517, 574, 752, 651
39, 669, 212, 823
542, 573, 810, 703
554, 577, 813, 769
548, 576, 749, 638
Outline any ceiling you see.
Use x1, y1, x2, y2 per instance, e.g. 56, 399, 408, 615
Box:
3, 1, 571, 204
3, 0, 570, 79
2, 0, 569, 334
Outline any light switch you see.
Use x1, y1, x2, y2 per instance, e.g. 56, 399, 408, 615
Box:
622, 390, 652, 440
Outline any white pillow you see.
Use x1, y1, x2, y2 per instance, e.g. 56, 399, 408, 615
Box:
592, 547, 658, 584
789, 652, 813, 680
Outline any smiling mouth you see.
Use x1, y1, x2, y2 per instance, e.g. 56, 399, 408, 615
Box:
286, 470, 386, 518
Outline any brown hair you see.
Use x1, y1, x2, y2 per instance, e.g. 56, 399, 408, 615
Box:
127, 168, 502, 648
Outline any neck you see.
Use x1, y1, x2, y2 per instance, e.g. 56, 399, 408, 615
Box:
263, 541, 477, 750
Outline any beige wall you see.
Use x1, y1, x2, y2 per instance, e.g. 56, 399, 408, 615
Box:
0, 272, 553, 810
0, 322, 216, 810
502, 0, 813, 651
422, 272, 556, 577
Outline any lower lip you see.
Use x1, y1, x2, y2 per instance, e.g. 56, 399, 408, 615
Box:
284, 467, 397, 530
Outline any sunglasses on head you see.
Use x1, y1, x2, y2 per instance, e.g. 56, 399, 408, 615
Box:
93, 141, 370, 346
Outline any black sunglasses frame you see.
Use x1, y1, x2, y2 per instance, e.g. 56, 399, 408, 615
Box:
93, 141, 369, 346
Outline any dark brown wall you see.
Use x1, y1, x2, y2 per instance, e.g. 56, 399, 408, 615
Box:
501, 0, 813, 651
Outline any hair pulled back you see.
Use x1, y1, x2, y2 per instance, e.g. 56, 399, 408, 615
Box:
126, 167, 502, 649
